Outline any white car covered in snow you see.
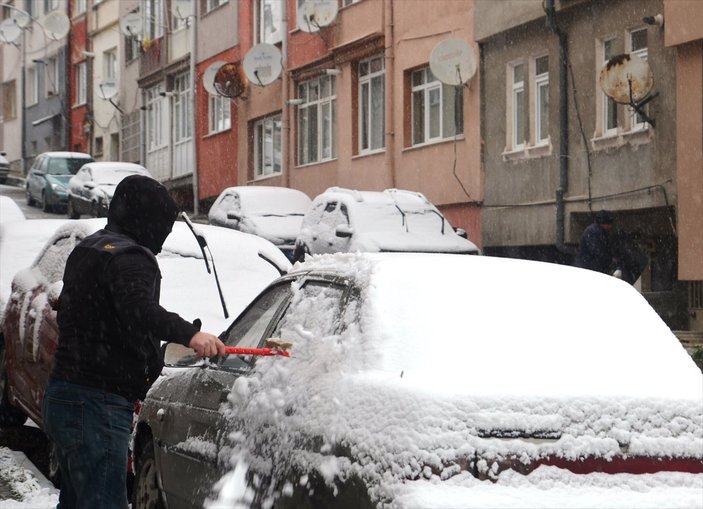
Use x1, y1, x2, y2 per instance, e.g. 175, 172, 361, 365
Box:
133, 252, 702, 509
293, 187, 480, 262
208, 186, 312, 261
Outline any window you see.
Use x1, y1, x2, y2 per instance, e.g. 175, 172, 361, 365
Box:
94, 136, 104, 157
411, 67, 463, 146
297, 75, 336, 165
75, 0, 86, 15
208, 94, 231, 134
145, 85, 165, 151
143, 0, 164, 41
76, 62, 87, 105
255, 0, 282, 44
125, 32, 140, 63
44, 0, 60, 12
628, 28, 648, 130
602, 37, 618, 136
359, 55, 385, 153
103, 48, 117, 80
253, 113, 282, 179
510, 63, 525, 149
534, 55, 549, 144
45, 56, 59, 97
173, 72, 192, 143
206, 0, 227, 12
342, 0, 360, 6
26, 67, 38, 106
2, 80, 17, 120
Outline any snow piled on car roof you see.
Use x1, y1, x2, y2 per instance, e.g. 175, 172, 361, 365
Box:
211, 252, 703, 508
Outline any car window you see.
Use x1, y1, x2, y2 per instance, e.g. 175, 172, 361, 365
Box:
339, 203, 350, 225
219, 282, 292, 370
272, 281, 346, 342
48, 158, 90, 175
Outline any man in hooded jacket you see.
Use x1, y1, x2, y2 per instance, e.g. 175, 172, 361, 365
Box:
574, 209, 619, 274
42, 175, 225, 509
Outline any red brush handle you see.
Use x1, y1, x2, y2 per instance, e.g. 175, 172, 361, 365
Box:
224, 346, 290, 357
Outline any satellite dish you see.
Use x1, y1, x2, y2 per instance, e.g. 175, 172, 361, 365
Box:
429, 39, 477, 86
43, 11, 70, 40
11, 9, 31, 29
120, 12, 142, 37
0, 18, 22, 44
172, 0, 193, 19
97, 79, 118, 100
203, 61, 227, 95
214, 62, 248, 98
599, 53, 654, 105
243, 44, 282, 87
297, 0, 338, 33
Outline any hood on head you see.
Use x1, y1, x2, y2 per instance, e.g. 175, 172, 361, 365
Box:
106, 175, 178, 254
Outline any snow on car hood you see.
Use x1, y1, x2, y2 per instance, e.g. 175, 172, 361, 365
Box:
214, 253, 703, 508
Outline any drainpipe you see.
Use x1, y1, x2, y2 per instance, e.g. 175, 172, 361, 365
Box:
384, 0, 396, 187
282, 0, 290, 188
546, 0, 569, 252
190, 9, 199, 216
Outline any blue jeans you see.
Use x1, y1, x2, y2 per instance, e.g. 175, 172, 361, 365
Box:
42, 378, 133, 509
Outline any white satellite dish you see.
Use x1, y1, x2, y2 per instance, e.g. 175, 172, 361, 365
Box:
43, 11, 70, 40
0, 18, 22, 44
11, 9, 31, 29
243, 44, 282, 87
120, 12, 142, 37
599, 53, 654, 105
429, 38, 477, 86
203, 61, 227, 95
172, 0, 193, 19
297, 0, 338, 33
97, 79, 118, 100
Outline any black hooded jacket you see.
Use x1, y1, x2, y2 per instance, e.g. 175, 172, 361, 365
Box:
52, 176, 199, 401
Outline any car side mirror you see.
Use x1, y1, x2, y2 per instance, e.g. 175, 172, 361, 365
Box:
335, 224, 354, 238
455, 228, 468, 239
226, 211, 243, 222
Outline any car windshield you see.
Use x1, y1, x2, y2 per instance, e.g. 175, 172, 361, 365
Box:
355, 200, 446, 234
48, 158, 92, 176
94, 168, 144, 185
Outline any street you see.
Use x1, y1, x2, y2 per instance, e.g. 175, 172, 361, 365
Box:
1, 182, 59, 220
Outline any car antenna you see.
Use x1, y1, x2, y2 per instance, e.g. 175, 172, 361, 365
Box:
181, 212, 229, 319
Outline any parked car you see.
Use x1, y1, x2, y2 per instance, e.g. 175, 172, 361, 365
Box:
0, 218, 289, 433
67, 162, 152, 219
293, 187, 479, 262
132, 253, 702, 508
0, 151, 9, 184
208, 186, 312, 261
0, 196, 25, 224
25, 152, 95, 213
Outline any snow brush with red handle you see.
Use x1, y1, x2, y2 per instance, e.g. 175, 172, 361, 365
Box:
224, 339, 292, 357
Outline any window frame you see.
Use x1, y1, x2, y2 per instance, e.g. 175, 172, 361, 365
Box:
358, 54, 385, 154
145, 85, 166, 152
26, 66, 38, 106
45, 56, 59, 97
103, 48, 117, 81
208, 93, 231, 134
411, 66, 463, 147
76, 62, 87, 106
627, 27, 649, 131
206, 0, 228, 13
533, 54, 549, 145
508, 62, 526, 150
253, 113, 283, 179
601, 36, 619, 137
2, 80, 17, 121
173, 72, 192, 143
143, 0, 164, 41
255, 0, 282, 45
297, 75, 337, 166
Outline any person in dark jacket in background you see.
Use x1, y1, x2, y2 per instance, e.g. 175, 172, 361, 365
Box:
575, 209, 620, 275
42, 175, 225, 509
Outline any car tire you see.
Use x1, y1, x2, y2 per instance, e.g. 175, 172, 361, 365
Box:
26, 189, 34, 207
41, 192, 52, 213
0, 337, 28, 427
132, 439, 165, 509
67, 199, 80, 219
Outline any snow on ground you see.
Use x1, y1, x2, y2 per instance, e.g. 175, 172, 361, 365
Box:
0, 447, 57, 508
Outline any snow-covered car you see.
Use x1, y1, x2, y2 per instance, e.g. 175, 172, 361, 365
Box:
25, 152, 95, 213
208, 186, 312, 261
132, 253, 702, 509
67, 162, 152, 219
293, 187, 480, 262
0, 218, 290, 432
0, 196, 25, 224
